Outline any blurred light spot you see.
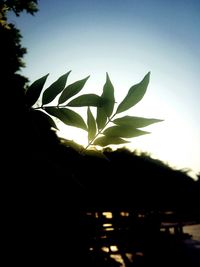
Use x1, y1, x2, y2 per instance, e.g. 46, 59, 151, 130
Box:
103, 223, 113, 228
125, 253, 133, 262
110, 254, 125, 267
105, 227, 114, 231
101, 246, 109, 253
110, 245, 118, 252
136, 252, 144, 257
138, 213, 145, 218
102, 212, 113, 218
120, 211, 129, 217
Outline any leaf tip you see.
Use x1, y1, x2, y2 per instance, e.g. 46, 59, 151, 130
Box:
106, 72, 110, 80
153, 119, 164, 124
67, 70, 72, 75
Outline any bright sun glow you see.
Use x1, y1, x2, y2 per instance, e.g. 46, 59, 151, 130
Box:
57, 122, 88, 147
16, 0, 200, 180
56, 86, 199, 180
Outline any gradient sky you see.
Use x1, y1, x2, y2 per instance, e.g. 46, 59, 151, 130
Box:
9, 0, 200, 179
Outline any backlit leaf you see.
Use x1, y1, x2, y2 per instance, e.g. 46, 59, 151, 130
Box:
116, 72, 150, 114
93, 136, 129, 147
25, 74, 49, 106
87, 107, 97, 141
96, 106, 107, 130
96, 73, 114, 130
67, 94, 102, 107
103, 125, 150, 138
101, 73, 115, 117
42, 71, 71, 105
59, 75, 90, 104
45, 107, 87, 131
32, 110, 59, 130
113, 116, 163, 128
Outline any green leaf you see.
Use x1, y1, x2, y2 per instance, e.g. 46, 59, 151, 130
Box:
42, 71, 71, 105
44, 107, 87, 131
59, 75, 90, 104
93, 136, 129, 147
113, 116, 163, 128
103, 125, 150, 138
67, 94, 102, 107
25, 74, 49, 106
33, 110, 59, 130
101, 73, 115, 117
87, 107, 97, 141
96, 106, 107, 130
116, 72, 150, 114
96, 73, 115, 130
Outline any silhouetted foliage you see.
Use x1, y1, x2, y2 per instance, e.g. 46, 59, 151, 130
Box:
27, 71, 163, 149
1, 0, 38, 16
1, 0, 38, 131
2, 2, 200, 266
0, 0, 37, 72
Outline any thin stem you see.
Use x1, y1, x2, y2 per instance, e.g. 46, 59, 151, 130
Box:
83, 112, 116, 151
34, 106, 43, 110
33, 104, 66, 110
34, 105, 117, 153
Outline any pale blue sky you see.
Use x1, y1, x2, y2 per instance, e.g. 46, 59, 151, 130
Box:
9, 0, 200, 178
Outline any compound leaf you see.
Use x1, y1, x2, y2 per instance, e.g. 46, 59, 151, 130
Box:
116, 72, 150, 114
113, 116, 163, 128
25, 74, 49, 106
103, 125, 150, 138
42, 72, 70, 105
45, 107, 87, 131
67, 94, 102, 107
59, 75, 89, 104
87, 107, 97, 141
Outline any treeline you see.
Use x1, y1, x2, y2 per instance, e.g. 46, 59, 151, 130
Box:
50, 138, 200, 219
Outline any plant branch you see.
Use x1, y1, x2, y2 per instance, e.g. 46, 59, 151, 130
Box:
83, 112, 117, 151
33, 104, 66, 110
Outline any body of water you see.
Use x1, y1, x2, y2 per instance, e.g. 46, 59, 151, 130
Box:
183, 224, 200, 241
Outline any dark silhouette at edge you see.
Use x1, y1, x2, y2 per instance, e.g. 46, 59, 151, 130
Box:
1, 1, 200, 266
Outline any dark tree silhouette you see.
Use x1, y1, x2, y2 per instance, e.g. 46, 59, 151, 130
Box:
1, 2, 85, 265
0, 0, 61, 176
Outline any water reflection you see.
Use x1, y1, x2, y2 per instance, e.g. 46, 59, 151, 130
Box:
105, 227, 114, 231
110, 245, 118, 252
110, 254, 125, 267
103, 223, 113, 228
86, 210, 148, 266
102, 246, 109, 253
85, 210, 199, 267
103, 212, 113, 219
184, 224, 200, 241
120, 212, 129, 217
